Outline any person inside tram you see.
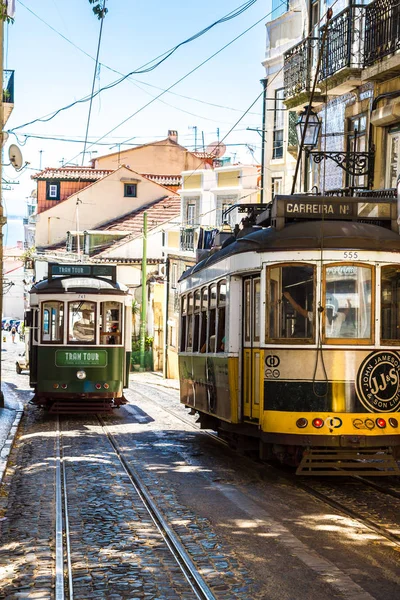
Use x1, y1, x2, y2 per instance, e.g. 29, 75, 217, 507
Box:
72, 309, 95, 342
283, 291, 351, 337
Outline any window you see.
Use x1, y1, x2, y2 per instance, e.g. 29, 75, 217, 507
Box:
347, 114, 367, 188
180, 296, 187, 351
46, 181, 60, 200
68, 301, 96, 344
381, 266, 400, 343
170, 263, 178, 289
207, 284, 217, 352
272, 0, 289, 18
199, 287, 208, 352
267, 265, 315, 341
217, 280, 227, 352
187, 293, 194, 349
124, 183, 137, 197
187, 203, 196, 226
273, 89, 284, 159
271, 177, 282, 201
193, 290, 201, 352
41, 301, 64, 343
100, 301, 122, 345
386, 128, 400, 189
324, 264, 373, 341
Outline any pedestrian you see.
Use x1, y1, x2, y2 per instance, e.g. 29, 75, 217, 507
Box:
11, 324, 16, 343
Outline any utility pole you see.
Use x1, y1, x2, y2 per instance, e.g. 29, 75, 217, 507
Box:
260, 78, 268, 204
139, 212, 147, 371
76, 198, 82, 261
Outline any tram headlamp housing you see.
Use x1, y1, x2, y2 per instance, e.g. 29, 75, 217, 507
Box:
376, 418, 386, 429
389, 417, 398, 428
312, 418, 324, 429
76, 370, 86, 380
296, 418, 308, 428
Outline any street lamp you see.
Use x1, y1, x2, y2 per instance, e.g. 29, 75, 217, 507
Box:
296, 106, 321, 149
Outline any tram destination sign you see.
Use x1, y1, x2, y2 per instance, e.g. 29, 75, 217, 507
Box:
49, 263, 116, 282
285, 200, 353, 218
55, 350, 108, 367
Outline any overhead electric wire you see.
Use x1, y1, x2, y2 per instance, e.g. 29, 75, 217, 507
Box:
63, 2, 287, 166
81, 0, 107, 165
11, 0, 262, 132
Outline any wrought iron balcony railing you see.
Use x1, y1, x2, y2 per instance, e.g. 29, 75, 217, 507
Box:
320, 6, 366, 80
365, 0, 400, 66
180, 227, 195, 252
3, 70, 14, 103
284, 38, 319, 99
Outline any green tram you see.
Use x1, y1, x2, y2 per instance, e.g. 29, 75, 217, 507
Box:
178, 195, 400, 475
28, 263, 132, 413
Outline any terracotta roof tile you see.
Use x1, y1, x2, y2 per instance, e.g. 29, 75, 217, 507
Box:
32, 167, 113, 181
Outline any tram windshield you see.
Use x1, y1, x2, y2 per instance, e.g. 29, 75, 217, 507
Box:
324, 265, 372, 340
41, 301, 64, 343
268, 265, 315, 341
100, 301, 122, 345
381, 266, 400, 342
68, 301, 96, 344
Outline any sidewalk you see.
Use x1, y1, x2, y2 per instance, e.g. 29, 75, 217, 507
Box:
0, 332, 26, 484
129, 370, 180, 391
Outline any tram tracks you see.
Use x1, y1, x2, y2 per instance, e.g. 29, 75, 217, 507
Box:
54, 413, 216, 600
128, 381, 400, 549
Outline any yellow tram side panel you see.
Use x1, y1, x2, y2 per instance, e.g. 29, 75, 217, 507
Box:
262, 411, 400, 438
179, 355, 240, 424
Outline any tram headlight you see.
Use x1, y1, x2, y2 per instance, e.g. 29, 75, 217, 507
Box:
76, 370, 86, 380
389, 418, 398, 428
376, 418, 386, 429
312, 418, 324, 429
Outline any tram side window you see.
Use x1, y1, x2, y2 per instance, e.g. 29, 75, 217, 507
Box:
268, 265, 315, 341
381, 266, 400, 342
208, 284, 217, 352
187, 293, 194, 350
324, 265, 372, 340
199, 287, 208, 352
193, 290, 201, 352
217, 280, 227, 352
180, 296, 187, 351
41, 301, 64, 343
68, 301, 96, 344
100, 301, 122, 345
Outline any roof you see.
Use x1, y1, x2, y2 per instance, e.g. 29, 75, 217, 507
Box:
141, 174, 182, 187
181, 220, 400, 280
92, 195, 181, 256
32, 167, 114, 181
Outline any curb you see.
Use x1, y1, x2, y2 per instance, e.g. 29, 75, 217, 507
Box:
0, 403, 24, 486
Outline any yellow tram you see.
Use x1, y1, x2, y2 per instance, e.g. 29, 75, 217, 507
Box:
178, 195, 400, 475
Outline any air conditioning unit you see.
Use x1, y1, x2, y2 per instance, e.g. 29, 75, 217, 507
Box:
158, 263, 166, 277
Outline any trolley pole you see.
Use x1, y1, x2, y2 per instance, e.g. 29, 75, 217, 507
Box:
139, 212, 147, 371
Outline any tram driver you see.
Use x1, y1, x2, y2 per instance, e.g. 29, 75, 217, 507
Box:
72, 309, 95, 342
283, 291, 351, 338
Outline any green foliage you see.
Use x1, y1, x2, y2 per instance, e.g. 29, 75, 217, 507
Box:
88, 0, 108, 19
132, 336, 153, 353
0, 2, 14, 23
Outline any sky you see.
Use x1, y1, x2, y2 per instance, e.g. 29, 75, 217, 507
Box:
2, 0, 276, 226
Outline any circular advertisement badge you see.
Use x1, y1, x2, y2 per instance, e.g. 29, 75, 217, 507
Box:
356, 350, 400, 413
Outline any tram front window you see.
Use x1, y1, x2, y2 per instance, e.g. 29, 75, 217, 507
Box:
381, 266, 400, 342
100, 301, 122, 345
268, 265, 315, 341
41, 301, 64, 343
324, 265, 372, 340
68, 301, 96, 344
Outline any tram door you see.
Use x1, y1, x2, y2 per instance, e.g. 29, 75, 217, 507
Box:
242, 276, 262, 421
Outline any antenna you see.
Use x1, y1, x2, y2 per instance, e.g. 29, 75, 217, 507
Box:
206, 141, 226, 158
8, 144, 23, 170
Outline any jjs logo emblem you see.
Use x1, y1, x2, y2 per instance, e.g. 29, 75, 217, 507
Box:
265, 355, 280, 368
356, 350, 400, 412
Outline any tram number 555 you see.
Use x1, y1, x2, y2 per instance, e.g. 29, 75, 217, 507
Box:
343, 251, 358, 259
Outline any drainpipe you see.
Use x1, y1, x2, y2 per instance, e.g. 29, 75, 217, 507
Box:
163, 255, 170, 379
260, 78, 268, 204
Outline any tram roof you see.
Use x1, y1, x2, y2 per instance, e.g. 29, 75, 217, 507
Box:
181, 220, 400, 280
30, 276, 128, 294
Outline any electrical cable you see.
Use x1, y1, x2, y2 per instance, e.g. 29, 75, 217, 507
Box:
11, 0, 263, 132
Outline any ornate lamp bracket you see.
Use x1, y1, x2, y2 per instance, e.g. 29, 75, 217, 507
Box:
309, 150, 375, 177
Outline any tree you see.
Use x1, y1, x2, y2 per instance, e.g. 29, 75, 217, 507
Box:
88, 0, 108, 20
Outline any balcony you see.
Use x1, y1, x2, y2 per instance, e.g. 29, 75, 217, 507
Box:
364, 0, 400, 77
3, 70, 14, 125
180, 227, 195, 252
283, 38, 320, 106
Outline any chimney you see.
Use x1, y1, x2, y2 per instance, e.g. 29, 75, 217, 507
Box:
168, 130, 178, 143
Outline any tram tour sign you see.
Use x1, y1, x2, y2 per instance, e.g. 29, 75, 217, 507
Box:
55, 350, 108, 367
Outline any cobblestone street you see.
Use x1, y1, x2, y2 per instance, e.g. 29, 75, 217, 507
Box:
0, 346, 399, 599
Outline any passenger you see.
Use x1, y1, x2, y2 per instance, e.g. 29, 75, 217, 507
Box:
73, 310, 95, 342
11, 324, 16, 344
